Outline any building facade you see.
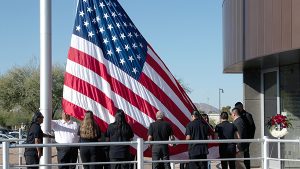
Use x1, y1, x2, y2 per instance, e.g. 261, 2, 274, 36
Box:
223, 0, 300, 168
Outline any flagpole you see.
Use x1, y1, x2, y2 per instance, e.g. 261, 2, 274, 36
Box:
40, 0, 52, 168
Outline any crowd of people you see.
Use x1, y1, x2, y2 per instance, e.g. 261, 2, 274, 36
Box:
23, 101, 255, 169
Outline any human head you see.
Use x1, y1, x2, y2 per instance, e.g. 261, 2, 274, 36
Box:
83, 110, 94, 124
115, 109, 126, 124
61, 111, 71, 121
156, 110, 164, 120
80, 110, 97, 139
32, 111, 44, 124
235, 102, 244, 111
191, 110, 200, 120
201, 113, 209, 123
231, 108, 240, 120
220, 112, 229, 121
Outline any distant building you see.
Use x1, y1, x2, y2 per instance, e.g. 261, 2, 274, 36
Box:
223, 0, 300, 168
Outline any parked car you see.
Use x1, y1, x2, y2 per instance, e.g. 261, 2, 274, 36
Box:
0, 133, 16, 144
8, 131, 27, 139
0, 128, 10, 135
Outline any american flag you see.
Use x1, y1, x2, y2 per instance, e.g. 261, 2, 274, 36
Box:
62, 0, 197, 156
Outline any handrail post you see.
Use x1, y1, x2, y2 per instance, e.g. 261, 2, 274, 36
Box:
137, 138, 144, 169
3, 141, 9, 169
19, 128, 23, 168
263, 136, 269, 169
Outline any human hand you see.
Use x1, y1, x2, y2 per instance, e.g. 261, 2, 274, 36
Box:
38, 152, 42, 159
236, 145, 240, 152
168, 144, 176, 147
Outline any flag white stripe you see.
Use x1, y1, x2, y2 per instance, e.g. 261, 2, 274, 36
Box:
143, 62, 191, 118
148, 48, 195, 109
147, 46, 179, 88
65, 59, 154, 128
65, 57, 186, 133
63, 85, 115, 123
63, 85, 143, 150
70, 35, 187, 132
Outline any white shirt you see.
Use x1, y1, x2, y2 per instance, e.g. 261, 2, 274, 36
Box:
51, 119, 79, 143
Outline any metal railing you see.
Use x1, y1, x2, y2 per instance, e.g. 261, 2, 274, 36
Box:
1, 137, 300, 169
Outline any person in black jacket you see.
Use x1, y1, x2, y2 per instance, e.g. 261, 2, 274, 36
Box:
215, 112, 240, 169
105, 109, 134, 169
235, 102, 256, 169
148, 111, 175, 169
231, 108, 247, 169
185, 111, 209, 169
24, 111, 53, 169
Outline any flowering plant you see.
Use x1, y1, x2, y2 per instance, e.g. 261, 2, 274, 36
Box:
266, 114, 292, 129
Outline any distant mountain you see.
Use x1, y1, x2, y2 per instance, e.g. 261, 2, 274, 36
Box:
194, 103, 219, 114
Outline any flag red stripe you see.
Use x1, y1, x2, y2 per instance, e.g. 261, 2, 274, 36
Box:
64, 72, 186, 140
147, 45, 171, 73
175, 79, 196, 110
62, 99, 109, 132
65, 53, 184, 138
139, 73, 190, 126
68, 47, 156, 120
63, 98, 190, 156
67, 47, 188, 133
146, 53, 194, 113
147, 45, 196, 111
64, 72, 148, 139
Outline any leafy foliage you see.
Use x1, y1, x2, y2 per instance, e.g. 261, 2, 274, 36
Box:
0, 63, 65, 128
221, 106, 233, 122
221, 106, 231, 113
177, 78, 192, 94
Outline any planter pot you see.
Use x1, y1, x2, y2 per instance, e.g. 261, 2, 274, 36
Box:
269, 125, 288, 138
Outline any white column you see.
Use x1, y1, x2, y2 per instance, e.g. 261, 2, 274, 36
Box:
40, 0, 52, 168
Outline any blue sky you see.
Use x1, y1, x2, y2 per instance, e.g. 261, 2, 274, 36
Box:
0, 0, 242, 109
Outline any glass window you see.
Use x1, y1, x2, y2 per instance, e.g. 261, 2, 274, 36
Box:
280, 64, 300, 168
263, 71, 278, 159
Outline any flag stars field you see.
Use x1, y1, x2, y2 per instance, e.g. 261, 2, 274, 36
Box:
79, 11, 84, 17
99, 27, 105, 33
120, 58, 125, 65
76, 26, 81, 31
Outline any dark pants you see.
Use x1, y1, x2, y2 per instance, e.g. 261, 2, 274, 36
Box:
219, 145, 236, 169
57, 146, 78, 169
110, 158, 129, 169
244, 144, 250, 169
103, 147, 111, 169
128, 154, 136, 169
220, 152, 235, 169
152, 145, 170, 169
25, 154, 39, 169
80, 146, 100, 169
189, 154, 207, 169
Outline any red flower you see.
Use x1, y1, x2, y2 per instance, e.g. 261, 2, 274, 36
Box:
266, 114, 292, 129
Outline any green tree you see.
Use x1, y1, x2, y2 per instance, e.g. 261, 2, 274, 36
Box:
177, 78, 192, 94
221, 106, 233, 122
221, 106, 231, 113
0, 63, 65, 127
